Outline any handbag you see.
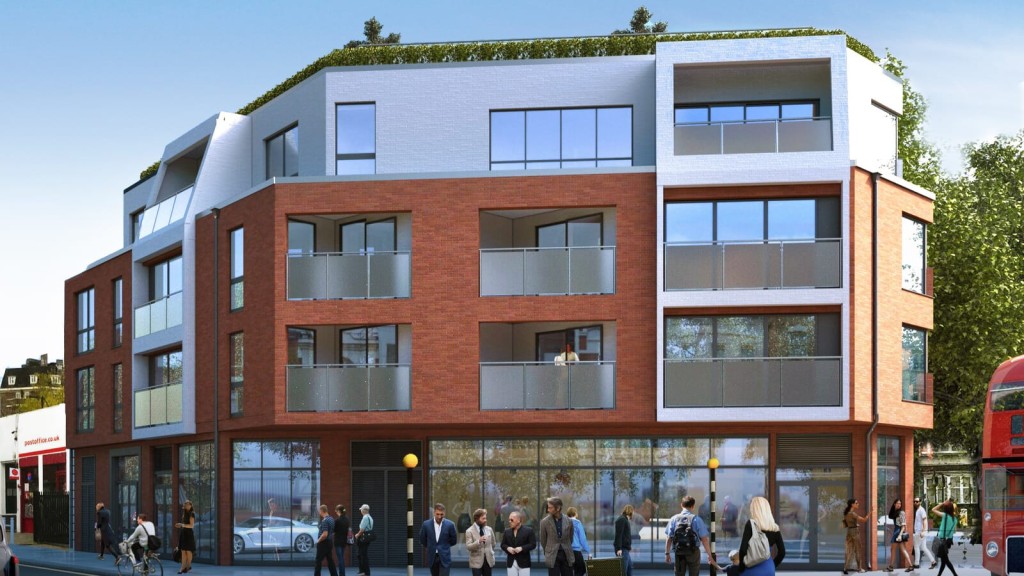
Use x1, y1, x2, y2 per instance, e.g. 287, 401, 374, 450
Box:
743, 519, 771, 567
95, 527, 102, 541
359, 530, 376, 543
173, 547, 182, 563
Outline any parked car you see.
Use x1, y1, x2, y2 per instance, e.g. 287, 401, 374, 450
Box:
0, 520, 17, 576
232, 516, 318, 554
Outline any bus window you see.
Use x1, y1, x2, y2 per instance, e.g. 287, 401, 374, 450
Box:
992, 383, 1024, 411
985, 468, 1024, 510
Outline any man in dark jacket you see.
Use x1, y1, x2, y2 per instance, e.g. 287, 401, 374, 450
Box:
614, 505, 634, 576
334, 505, 351, 576
501, 511, 537, 576
420, 503, 458, 576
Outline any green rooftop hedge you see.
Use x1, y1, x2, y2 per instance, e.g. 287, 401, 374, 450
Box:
138, 29, 875, 181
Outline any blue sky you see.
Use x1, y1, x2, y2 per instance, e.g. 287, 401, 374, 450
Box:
0, 0, 1021, 369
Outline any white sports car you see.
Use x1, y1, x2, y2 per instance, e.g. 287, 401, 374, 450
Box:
233, 516, 319, 554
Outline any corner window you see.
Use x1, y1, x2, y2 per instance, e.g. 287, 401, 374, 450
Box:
336, 103, 376, 175
77, 288, 95, 354
230, 332, 244, 417
902, 217, 927, 293
113, 364, 123, 432
902, 325, 928, 401
490, 107, 632, 170
230, 227, 244, 310
113, 277, 123, 347
266, 125, 299, 179
77, 367, 95, 432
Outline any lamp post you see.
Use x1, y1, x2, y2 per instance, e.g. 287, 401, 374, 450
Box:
403, 454, 418, 576
708, 458, 719, 576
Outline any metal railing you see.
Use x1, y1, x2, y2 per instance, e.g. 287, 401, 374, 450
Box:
286, 364, 411, 411
287, 251, 411, 300
480, 246, 616, 296
134, 292, 183, 338
663, 356, 841, 407
663, 238, 841, 290
134, 381, 183, 428
479, 361, 616, 410
674, 117, 832, 155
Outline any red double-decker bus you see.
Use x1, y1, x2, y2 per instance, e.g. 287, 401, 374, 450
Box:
982, 354, 1024, 576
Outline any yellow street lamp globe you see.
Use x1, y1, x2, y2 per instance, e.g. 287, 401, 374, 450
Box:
403, 453, 419, 469
708, 458, 720, 470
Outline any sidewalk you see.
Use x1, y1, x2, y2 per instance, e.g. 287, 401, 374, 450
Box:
10, 543, 992, 576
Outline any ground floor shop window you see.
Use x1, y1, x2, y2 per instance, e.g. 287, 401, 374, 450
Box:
877, 436, 901, 566
180, 442, 216, 562
429, 437, 768, 564
231, 440, 320, 563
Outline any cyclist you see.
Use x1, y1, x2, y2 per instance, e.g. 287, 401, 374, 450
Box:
125, 513, 157, 567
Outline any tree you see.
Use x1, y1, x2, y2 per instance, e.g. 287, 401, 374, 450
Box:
882, 51, 943, 190
345, 17, 401, 49
12, 372, 64, 414
926, 131, 1024, 454
612, 6, 667, 35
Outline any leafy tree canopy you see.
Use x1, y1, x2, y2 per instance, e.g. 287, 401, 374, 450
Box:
926, 130, 1024, 454
345, 16, 401, 49
612, 6, 668, 35
882, 50, 943, 190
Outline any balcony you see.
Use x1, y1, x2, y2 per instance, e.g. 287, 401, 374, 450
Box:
664, 239, 841, 291
287, 251, 411, 300
134, 292, 183, 338
286, 364, 411, 412
480, 246, 615, 296
137, 185, 193, 239
479, 361, 615, 410
664, 357, 841, 407
674, 117, 832, 156
134, 382, 183, 428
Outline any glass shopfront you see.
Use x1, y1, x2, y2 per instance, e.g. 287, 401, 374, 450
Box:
429, 437, 768, 565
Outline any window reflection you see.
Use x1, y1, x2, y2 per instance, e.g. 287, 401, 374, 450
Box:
491, 107, 632, 169
902, 217, 926, 293
337, 103, 376, 175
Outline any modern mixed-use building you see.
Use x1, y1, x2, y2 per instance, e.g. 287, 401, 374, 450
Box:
64, 31, 934, 569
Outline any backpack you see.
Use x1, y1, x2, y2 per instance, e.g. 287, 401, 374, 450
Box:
148, 533, 162, 551
672, 512, 699, 555
743, 519, 770, 567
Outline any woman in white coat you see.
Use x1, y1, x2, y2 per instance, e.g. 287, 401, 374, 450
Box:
466, 508, 497, 576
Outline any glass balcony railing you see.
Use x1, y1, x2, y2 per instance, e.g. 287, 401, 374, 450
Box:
480, 246, 616, 296
663, 357, 841, 408
137, 185, 193, 239
674, 117, 832, 155
134, 292, 183, 338
134, 382, 183, 428
664, 239, 841, 291
286, 364, 411, 411
287, 251, 411, 300
479, 361, 615, 410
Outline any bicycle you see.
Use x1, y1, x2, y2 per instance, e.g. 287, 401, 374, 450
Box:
115, 542, 164, 576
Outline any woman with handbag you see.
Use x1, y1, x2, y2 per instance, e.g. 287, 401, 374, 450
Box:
737, 496, 785, 576
96, 502, 119, 561
930, 500, 959, 576
174, 500, 196, 574
885, 498, 914, 572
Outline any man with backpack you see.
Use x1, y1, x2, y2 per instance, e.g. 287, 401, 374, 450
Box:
664, 496, 715, 576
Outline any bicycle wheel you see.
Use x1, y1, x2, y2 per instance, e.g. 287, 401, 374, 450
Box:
146, 556, 164, 576
115, 554, 132, 576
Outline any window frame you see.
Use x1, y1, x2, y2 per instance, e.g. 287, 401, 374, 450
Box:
902, 216, 927, 294
149, 350, 183, 388
489, 106, 634, 170
113, 363, 123, 432
901, 324, 928, 402
77, 287, 95, 354
230, 332, 244, 417
674, 99, 820, 125
230, 227, 244, 311
113, 277, 123, 347
336, 102, 377, 175
339, 325, 398, 365
265, 124, 299, 179
77, 366, 95, 432
536, 213, 605, 248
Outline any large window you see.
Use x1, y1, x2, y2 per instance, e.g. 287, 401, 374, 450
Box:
77, 288, 95, 353
288, 220, 315, 255
902, 326, 927, 402
266, 125, 298, 179
232, 440, 320, 563
150, 350, 183, 388
77, 366, 94, 432
341, 218, 395, 253
231, 332, 244, 417
112, 278, 123, 347
429, 437, 767, 563
113, 364, 123, 432
675, 101, 818, 124
490, 107, 632, 170
180, 443, 217, 561
876, 436, 901, 560
341, 325, 397, 364
665, 198, 839, 243
231, 228, 244, 310
114, 455, 140, 536
902, 217, 926, 293
336, 103, 376, 175
665, 314, 839, 360
150, 256, 183, 300
288, 328, 315, 365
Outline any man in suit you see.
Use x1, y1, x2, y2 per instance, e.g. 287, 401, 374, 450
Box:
501, 510, 537, 576
466, 508, 497, 576
538, 497, 574, 576
420, 503, 458, 576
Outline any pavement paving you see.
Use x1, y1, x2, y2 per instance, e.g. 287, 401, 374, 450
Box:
11, 542, 993, 576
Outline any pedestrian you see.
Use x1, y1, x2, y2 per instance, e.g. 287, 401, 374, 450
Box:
466, 508, 497, 576
501, 511, 537, 576
96, 502, 119, 561
565, 507, 590, 576
315, 504, 339, 576
931, 500, 959, 576
174, 500, 196, 574
885, 498, 914, 572
125, 513, 156, 567
737, 496, 785, 576
538, 497, 575, 576
613, 505, 634, 576
355, 504, 374, 576
843, 499, 872, 574
334, 505, 351, 576
665, 496, 715, 576
420, 503, 458, 576
912, 497, 936, 569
